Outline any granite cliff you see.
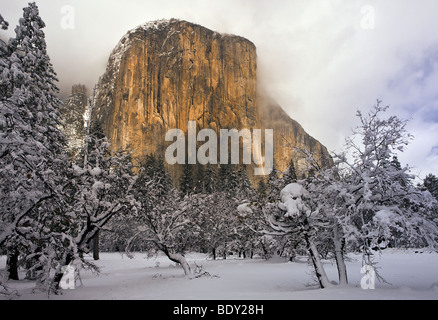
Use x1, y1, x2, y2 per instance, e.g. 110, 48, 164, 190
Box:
92, 19, 332, 181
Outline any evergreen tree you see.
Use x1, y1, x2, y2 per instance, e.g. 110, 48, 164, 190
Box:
236, 165, 255, 200
194, 163, 205, 194
218, 164, 239, 196
267, 164, 281, 202
203, 163, 218, 194
256, 178, 267, 202
179, 163, 194, 195
423, 173, 438, 200
282, 157, 298, 186
390, 155, 402, 170
0, 14, 10, 100
0, 4, 69, 289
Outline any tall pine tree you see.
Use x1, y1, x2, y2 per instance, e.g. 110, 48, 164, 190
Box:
0, 3, 69, 290
203, 163, 218, 194
236, 165, 255, 200
282, 157, 298, 186
218, 164, 239, 196
179, 163, 194, 195
0, 14, 10, 100
267, 163, 281, 202
0, 3, 67, 249
423, 174, 438, 200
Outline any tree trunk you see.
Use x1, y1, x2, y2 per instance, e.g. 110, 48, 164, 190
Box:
307, 240, 332, 288
157, 243, 192, 276
93, 231, 100, 261
333, 223, 348, 285
262, 244, 268, 259
167, 252, 191, 276
212, 247, 216, 260
6, 248, 19, 280
302, 216, 332, 289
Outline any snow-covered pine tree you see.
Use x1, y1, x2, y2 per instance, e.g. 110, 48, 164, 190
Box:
266, 163, 282, 203
203, 163, 218, 194
179, 163, 194, 195
0, 4, 70, 291
422, 174, 438, 227
194, 163, 205, 194
218, 164, 239, 196
230, 165, 258, 258
0, 14, 10, 99
236, 165, 255, 200
282, 157, 298, 186
207, 191, 240, 259
423, 174, 438, 200
255, 178, 267, 203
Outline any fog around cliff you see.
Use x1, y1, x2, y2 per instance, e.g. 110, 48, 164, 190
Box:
1, 0, 437, 178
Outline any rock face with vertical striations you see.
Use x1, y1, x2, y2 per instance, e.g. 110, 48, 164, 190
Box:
93, 19, 332, 181
60, 84, 90, 155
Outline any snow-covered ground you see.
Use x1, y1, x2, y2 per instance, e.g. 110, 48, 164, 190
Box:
1, 249, 438, 300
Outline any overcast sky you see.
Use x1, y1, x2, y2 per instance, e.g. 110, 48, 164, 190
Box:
2, 0, 438, 179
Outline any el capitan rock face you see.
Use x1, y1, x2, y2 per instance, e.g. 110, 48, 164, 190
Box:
93, 19, 332, 181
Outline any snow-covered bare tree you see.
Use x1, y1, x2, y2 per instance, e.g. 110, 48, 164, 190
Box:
278, 183, 333, 287
50, 124, 137, 290
304, 166, 349, 285
257, 101, 438, 289
331, 102, 438, 267
303, 102, 438, 285
126, 155, 199, 276
194, 191, 231, 260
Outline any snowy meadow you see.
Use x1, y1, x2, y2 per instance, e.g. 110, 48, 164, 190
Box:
1, 248, 438, 300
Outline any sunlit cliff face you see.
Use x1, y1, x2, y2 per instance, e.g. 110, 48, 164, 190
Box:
93, 19, 332, 182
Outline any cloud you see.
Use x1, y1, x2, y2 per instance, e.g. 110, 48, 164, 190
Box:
1, 0, 437, 177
